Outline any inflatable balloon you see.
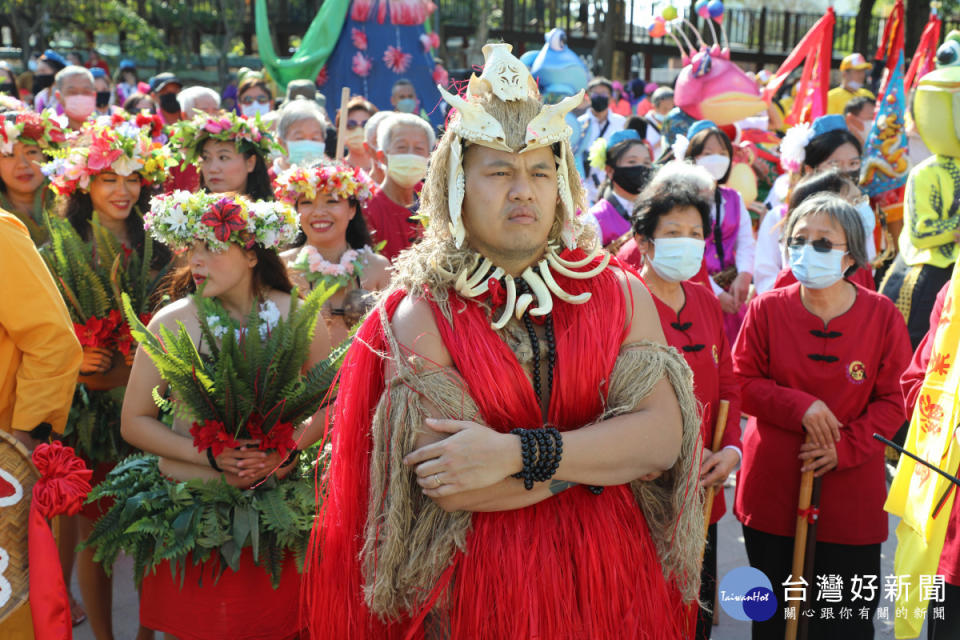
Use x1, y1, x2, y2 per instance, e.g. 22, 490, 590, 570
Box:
708, 0, 724, 20
649, 17, 667, 38
662, 6, 678, 21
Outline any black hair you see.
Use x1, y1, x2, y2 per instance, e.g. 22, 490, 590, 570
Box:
687, 128, 734, 184
843, 96, 873, 118
804, 129, 862, 170
291, 198, 374, 249
161, 243, 294, 301
788, 168, 859, 210
632, 180, 712, 240
61, 182, 171, 269
624, 115, 648, 140
197, 138, 274, 201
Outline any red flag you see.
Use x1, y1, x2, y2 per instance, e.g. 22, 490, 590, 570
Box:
875, 0, 905, 98
905, 10, 942, 93
762, 8, 835, 125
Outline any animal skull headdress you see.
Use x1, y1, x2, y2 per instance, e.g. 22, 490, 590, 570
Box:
437, 43, 584, 249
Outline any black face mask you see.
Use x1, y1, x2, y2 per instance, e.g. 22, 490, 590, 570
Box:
158, 92, 180, 114
0, 83, 16, 96
612, 165, 654, 195
32, 74, 54, 94
844, 169, 862, 185
590, 94, 610, 113
96, 91, 111, 108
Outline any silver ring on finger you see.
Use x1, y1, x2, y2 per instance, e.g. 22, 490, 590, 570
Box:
432, 473, 442, 488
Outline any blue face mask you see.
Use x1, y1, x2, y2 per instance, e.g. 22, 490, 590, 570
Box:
286, 139, 326, 165
788, 244, 846, 289
649, 237, 706, 283
396, 98, 418, 114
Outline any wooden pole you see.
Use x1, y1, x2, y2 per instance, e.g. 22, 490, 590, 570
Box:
334, 86, 351, 161
785, 436, 816, 640
703, 399, 731, 538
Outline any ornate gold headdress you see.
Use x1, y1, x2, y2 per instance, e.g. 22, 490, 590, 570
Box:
437, 43, 584, 249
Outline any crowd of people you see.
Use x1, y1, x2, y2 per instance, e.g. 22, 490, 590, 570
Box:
0, 39, 955, 640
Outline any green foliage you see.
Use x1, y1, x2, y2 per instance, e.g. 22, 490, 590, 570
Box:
122, 282, 344, 440
83, 453, 321, 588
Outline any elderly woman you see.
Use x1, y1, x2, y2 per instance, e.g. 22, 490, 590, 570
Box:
177, 86, 220, 117
273, 98, 329, 175
733, 193, 910, 639
632, 171, 741, 640
756, 170, 876, 293
586, 129, 654, 248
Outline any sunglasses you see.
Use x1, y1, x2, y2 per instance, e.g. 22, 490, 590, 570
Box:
346, 119, 368, 130
787, 237, 847, 253
240, 95, 270, 105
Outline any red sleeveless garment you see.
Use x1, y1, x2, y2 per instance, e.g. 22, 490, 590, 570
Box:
303, 254, 686, 639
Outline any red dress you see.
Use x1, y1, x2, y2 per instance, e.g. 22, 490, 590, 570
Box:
140, 547, 302, 639
899, 281, 960, 585
651, 281, 741, 524
363, 189, 421, 262
305, 256, 692, 639
732, 282, 910, 544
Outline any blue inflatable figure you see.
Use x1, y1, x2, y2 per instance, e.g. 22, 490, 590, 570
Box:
524, 29, 589, 177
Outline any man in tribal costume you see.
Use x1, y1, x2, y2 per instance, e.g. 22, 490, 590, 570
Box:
304, 44, 704, 639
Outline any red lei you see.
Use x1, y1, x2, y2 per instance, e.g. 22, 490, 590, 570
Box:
303, 252, 687, 639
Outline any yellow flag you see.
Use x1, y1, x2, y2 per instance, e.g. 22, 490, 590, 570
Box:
885, 259, 960, 639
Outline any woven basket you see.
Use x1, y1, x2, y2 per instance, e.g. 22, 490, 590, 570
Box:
0, 431, 39, 623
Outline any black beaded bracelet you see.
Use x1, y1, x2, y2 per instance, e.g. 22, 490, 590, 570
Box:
206, 447, 223, 472
510, 427, 563, 490
282, 448, 301, 467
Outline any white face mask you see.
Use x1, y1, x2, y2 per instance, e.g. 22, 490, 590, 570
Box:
855, 200, 876, 238
241, 102, 270, 118
651, 111, 666, 123
64, 94, 96, 121
386, 153, 428, 187
649, 237, 706, 282
846, 80, 862, 91
695, 154, 730, 181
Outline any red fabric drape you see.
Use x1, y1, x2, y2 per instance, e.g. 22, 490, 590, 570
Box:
904, 12, 943, 94
29, 441, 92, 640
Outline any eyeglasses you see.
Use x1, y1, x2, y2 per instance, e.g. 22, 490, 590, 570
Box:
346, 119, 368, 130
240, 95, 270, 105
787, 237, 847, 253
821, 159, 861, 172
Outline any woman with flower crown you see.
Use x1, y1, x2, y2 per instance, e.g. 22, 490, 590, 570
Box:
89, 190, 332, 639
0, 105, 65, 244
169, 110, 277, 201
41, 111, 174, 639
276, 161, 391, 344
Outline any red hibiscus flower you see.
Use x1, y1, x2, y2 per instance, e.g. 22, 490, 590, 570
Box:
245, 413, 296, 458
189, 419, 240, 457
136, 112, 164, 139
201, 198, 246, 242
16, 113, 44, 140
74, 317, 106, 348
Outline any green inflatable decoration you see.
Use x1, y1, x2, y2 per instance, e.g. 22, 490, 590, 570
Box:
255, 0, 350, 92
